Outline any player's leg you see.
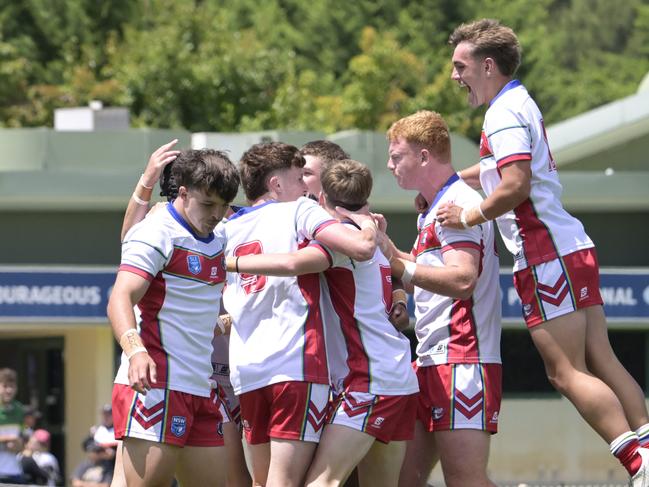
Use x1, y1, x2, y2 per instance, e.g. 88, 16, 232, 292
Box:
238, 387, 273, 486
397, 421, 439, 487
266, 438, 318, 487
530, 309, 630, 441
175, 445, 227, 487
357, 440, 407, 487
110, 440, 127, 487
304, 424, 375, 487
435, 429, 496, 487
584, 304, 649, 429
246, 442, 271, 486
222, 421, 252, 487
121, 437, 178, 487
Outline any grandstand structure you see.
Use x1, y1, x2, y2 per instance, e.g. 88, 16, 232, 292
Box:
1, 82, 648, 482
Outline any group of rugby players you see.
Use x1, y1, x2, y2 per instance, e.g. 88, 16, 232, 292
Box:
106, 18, 649, 487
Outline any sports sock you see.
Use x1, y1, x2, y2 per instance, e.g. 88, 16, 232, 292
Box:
610, 431, 643, 476
636, 423, 649, 448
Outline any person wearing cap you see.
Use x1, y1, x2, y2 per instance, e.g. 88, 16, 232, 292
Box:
71, 437, 114, 487
92, 405, 117, 448
20, 428, 61, 486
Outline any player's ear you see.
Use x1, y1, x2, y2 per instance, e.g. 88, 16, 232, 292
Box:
484, 57, 495, 76
318, 192, 327, 207
177, 185, 189, 200
267, 174, 280, 194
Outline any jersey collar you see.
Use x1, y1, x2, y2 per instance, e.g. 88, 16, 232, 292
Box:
166, 202, 214, 243
489, 79, 522, 107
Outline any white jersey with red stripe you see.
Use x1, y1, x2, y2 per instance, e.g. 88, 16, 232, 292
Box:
319, 233, 419, 396
222, 197, 337, 395
479, 81, 593, 271
114, 203, 227, 397
413, 175, 501, 366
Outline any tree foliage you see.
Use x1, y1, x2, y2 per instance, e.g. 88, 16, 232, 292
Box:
0, 0, 647, 138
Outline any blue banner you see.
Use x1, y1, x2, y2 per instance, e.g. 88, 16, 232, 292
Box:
0, 267, 116, 322
1, 267, 649, 324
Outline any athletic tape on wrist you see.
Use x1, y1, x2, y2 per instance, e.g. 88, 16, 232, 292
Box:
401, 261, 417, 285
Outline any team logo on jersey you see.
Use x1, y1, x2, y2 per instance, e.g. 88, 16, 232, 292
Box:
522, 304, 533, 317
210, 266, 219, 278
187, 255, 202, 275
432, 407, 444, 420
431, 343, 446, 355
171, 416, 187, 437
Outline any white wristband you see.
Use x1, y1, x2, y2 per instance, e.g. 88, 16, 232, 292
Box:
132, 193, 149, 206
460, 208, 471, 229
216, 316, 226, 335
401, 261, 417, 285
127, 347, 148, 360
476, 204, 488, 221
139, 174, 154, 190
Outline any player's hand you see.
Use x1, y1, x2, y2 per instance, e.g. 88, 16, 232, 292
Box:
141, 139, 180, 189
389, 302, 410, 331
128, 353, 157, 395
414, 193, 429, 214
336, 205, 373, 227
436, 202, 464, 229
371, 213, 388, 233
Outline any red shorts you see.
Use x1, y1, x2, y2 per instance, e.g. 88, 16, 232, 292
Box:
328, 391, 417, 443
112, 384, 226, 447
415, 362, 501, 433
514, 247, 604, 328
217, 381, 241, 428
239, 381, 329, 445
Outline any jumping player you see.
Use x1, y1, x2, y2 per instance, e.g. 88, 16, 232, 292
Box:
107, 148, 239, 487
225, 158, 419, 487
437, 18, 649, 486
383, 110, 502, 487
221, 142, 378, 487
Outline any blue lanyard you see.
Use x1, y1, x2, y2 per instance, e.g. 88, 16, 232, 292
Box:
489, 79, 522, 107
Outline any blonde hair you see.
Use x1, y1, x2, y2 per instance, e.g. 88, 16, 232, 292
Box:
449, 18, 521, 77
387, 110, 451, 162
321, 159, 372, 211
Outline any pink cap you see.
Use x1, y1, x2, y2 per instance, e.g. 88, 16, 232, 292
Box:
33, 429, 51, 444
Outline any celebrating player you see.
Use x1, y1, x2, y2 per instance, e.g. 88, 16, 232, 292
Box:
436, 18, 649, 485
382, 110, 502, 487
107, 149, 239, 487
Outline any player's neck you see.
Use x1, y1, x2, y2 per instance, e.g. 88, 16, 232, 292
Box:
420, 166, 456, 206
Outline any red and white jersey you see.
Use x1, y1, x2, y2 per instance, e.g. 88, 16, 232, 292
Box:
114, 203, 227, 397
222, 197, 337, 395
479, 81, 593, 271
413, 175, 501, 366
319, 231, 419, 396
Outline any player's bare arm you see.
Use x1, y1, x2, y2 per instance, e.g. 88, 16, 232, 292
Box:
120, 139, 180, 240
226, 246, 330, 277
316, 208, 377, 262
457, 163, 482, 190
437, 160, 531, 229
107, 271, 157, 394
391, 247, 480, 300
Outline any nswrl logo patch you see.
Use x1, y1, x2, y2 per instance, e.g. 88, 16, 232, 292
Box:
171, 416, 187, 437
187, 255, 202, 275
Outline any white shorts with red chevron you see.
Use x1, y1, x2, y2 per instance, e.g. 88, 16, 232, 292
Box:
415, 363, 501, 433
514, 248, 603, 328
328, 391, 417, 443
238, 381, 329, 445
112, 384, 226, 447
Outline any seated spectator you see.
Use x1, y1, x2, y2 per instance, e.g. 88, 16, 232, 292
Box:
22, 406, 42, 442
20, 429, 60, 486
91, 404, 116, 448
71, 437, 113, 487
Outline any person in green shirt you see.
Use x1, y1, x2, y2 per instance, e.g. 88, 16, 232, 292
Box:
0, 367, 25, 483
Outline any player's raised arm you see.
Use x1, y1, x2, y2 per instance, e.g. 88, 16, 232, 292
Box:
120, 139, 179, 240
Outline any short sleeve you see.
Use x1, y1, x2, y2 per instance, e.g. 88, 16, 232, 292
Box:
120, 220, 171, 280
294, 197, 337, 240
486, 106, 532, 169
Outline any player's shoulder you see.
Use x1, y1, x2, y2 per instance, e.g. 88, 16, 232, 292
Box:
447, 179, 483, 207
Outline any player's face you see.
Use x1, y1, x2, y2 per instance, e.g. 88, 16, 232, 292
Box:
451, 41, 489, 108
302, 155, 323, 198
0, 381, 17, 404
180, 187, 229, 237
274, 166, 308, 202
387, 137, 423, 190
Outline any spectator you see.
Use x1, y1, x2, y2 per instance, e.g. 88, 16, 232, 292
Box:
0, 367, 25, 484
71, 437, 113, 487
22, 406, 42, 442
19, 429, 61, 486
91, 404, 116, 448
